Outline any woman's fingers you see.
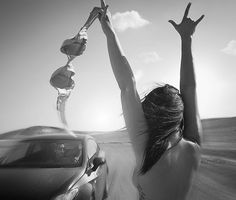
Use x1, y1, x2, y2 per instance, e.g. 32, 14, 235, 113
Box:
101, 5, 109, 21
90, 7, 103, 21
92, 7, 103, 14
168, 20, 178, 29
169, 3, 204, 37
183, 2, 191, 20
181, 3, 204, 26
100, 0, 109, 22
104, 5, 109, 16
101, 0, 106, 9
195, 15, 205, 25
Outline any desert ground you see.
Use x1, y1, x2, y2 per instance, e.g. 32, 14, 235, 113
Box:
1, 117, 235, 199
92, 117, 236, 200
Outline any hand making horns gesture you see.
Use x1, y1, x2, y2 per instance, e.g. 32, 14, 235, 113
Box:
169, 3, 205, 38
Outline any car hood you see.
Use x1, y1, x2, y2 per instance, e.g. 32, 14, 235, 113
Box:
0, 167, 85, 200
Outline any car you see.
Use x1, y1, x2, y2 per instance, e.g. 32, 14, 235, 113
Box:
0, 126, 109, 200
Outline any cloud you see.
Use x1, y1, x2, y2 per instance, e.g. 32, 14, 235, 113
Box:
139, 52, 161, 64
221, 40, 236, 56
112, 11, 150, 32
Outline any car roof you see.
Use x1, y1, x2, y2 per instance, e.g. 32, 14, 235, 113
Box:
0, 126, 94, 141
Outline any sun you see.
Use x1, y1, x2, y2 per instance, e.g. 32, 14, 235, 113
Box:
69, 97, 124, 131
97, 111, 111, 126
91, 108, 115, 131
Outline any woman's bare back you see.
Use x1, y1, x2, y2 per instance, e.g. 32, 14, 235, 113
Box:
133, 139, 200, 200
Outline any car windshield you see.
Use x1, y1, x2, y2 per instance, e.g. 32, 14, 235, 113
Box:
0, 139, 83, 168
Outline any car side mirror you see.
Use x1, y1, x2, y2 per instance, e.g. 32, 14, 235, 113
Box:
92, 157, 105, 171
92, 153, 106, 171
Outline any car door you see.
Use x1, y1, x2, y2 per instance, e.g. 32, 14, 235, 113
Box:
86, 139, 106, 200
86, 138, 99, 180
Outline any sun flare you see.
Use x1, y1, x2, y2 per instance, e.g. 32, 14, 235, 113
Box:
90, 108, 116, 131
97, 111, 111, 125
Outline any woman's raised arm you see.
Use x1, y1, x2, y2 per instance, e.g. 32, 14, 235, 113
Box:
98, 0, 147, 161
169, 3, 204, 145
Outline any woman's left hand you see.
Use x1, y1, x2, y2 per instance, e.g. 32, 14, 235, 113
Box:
168, 3, 204, 38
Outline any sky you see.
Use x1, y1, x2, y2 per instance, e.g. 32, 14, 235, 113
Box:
0, 0, 236, 133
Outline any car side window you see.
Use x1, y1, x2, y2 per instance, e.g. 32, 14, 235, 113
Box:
87, 139, 97, 159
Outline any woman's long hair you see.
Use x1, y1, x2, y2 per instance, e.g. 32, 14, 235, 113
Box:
140, 84, 184, 174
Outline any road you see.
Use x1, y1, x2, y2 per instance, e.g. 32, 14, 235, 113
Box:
94, 135, 236, 200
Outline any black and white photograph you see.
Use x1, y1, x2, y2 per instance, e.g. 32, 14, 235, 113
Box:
0, 0, 235, 199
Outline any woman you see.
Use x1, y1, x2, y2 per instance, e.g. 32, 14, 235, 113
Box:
99, 1, 204, 199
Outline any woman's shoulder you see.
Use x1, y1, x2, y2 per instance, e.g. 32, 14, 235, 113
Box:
151, 139, 201, 171
177, 139, 201, 169
180, 138, 201, 154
